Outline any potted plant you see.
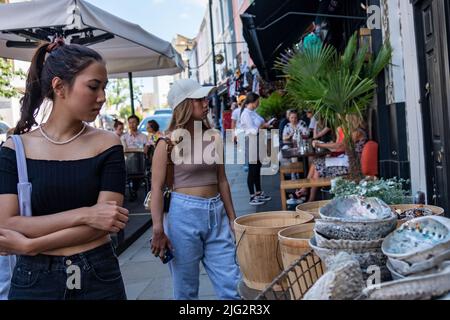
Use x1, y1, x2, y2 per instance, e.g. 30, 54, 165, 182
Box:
276, 33, 393, 180
330, 177, 410, 205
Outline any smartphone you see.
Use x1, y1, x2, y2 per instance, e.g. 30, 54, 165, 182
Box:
161, 248, 174, 264
150, 238, 174, 264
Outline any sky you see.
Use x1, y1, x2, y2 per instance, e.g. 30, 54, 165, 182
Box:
86, 0, 208, 41
84, 0, 209, 102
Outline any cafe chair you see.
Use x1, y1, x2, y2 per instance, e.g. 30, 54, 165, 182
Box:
124, 151, 150, 200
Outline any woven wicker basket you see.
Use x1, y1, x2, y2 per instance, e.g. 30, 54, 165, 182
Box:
390, 204, 445, 228
296, 200, 331, 219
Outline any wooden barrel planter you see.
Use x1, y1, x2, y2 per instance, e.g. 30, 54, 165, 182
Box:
391, 204, 445, 228
278, 223, 315, 270
296, 200, 331, 219
234, 211, 314, 291
278, 223, 323, 300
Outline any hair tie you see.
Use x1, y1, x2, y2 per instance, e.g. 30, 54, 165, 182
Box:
46, 37, 65, 53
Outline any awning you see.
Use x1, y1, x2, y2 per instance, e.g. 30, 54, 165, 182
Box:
0, 0, 184, 77
241, 0, 366, 81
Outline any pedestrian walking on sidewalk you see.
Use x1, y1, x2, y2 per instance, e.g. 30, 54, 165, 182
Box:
150, 79, 241, 300
239, 92, 273, 206
0, 40, 129, 300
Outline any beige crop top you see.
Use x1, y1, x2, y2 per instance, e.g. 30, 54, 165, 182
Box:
173, 162, 218, 189
172, 140, 219, 189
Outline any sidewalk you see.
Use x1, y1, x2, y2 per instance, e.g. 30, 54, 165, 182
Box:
118, 163, 281, 300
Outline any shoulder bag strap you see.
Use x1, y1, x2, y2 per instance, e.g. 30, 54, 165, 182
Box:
165, 138, 174, 191
10, 135, 32, 217
156, 137, 175, 190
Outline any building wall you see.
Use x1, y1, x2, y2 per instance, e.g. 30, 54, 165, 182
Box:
378, 0, 427, 195
397, 0, 427, 195
214, 0, 235, 82
190, 0, 254, 85
232, 0, 252, 67
196, 18, 213, 85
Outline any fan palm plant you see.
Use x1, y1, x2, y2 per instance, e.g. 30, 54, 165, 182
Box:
276, 33, 393, 179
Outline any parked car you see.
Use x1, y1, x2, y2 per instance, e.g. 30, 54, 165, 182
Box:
153, 108, 172, 115
95, 114, 116, 131
138, 114, 172, 135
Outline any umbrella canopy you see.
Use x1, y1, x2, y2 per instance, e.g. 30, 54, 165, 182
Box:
0, 0, 184, 77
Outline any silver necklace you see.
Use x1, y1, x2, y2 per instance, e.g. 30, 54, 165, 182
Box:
39, 123, 87, 145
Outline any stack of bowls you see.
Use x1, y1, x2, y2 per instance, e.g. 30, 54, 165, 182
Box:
382, 216, 450, 280
360, 216, 450, 299
310, 196, 398, 280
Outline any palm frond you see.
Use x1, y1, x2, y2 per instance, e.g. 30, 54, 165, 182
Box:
341, 33, 357, 71
366, 42, 393, 78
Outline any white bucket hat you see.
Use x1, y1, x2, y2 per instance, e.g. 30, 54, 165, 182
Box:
167, 79, 215, 110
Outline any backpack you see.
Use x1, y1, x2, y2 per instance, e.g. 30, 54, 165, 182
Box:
0, 135, 32, 300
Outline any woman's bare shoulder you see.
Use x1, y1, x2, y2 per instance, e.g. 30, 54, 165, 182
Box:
2, 138, 14, 150
1, 129, 40, 150
85, 127, 122, 152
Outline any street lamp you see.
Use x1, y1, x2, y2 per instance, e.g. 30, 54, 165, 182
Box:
208, 0, 220, 129
183, 46, 192, 78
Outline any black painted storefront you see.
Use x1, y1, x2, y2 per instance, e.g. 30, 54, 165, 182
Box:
410, 0, 450, 211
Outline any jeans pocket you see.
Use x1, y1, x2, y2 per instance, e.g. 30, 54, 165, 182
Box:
90, 259, 123, 283
10, 265, 41, 289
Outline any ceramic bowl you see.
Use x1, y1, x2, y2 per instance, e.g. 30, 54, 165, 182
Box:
316, 196, 397, 240
362, 261, 450, 300
309, 236, 387, 273
386, 248, 450, 276
320, 196, 395, 222
314, 230, 383, 250
382, 216, 450, 265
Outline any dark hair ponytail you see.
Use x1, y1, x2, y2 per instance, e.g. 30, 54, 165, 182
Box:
15, 42, 104, 134
15, 43, 51, 134
240, 92, 260, 116
245, 92, 260, 104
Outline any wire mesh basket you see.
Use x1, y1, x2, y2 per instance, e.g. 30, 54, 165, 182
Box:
255, 250, 325, 300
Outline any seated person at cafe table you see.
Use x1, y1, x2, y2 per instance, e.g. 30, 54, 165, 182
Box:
143, 119, 162, 167
282, 109, 309, 144
121, 115, 148, 201
296, 116, 368, 202
121, 115, 147, 150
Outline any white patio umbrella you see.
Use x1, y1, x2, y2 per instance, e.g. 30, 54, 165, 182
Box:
0, 0, 185, 113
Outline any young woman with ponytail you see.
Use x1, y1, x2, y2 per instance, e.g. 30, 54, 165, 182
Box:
239, 92, 274, 206
0, 40, 129, 300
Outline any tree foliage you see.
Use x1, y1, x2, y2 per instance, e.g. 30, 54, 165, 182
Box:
0, 58, 25, 99
106, 78, 143, 112
257, 91, 290, 119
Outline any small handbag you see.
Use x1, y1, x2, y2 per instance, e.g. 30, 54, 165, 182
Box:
143, 137, 175, 212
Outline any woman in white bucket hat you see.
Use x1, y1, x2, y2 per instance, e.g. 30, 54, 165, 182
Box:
150, 79, 241, 300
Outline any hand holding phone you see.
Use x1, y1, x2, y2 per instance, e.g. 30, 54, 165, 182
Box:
150, 237, 174, 264
161, 248, 174, 264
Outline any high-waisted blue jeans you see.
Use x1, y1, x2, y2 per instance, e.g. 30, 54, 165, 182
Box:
164, 192, 241, 300
8, 242, 126, 300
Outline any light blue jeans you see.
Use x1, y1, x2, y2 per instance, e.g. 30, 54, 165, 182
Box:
164, 192, 241, 300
